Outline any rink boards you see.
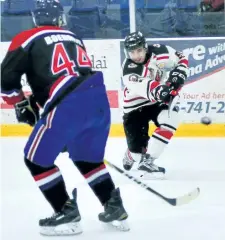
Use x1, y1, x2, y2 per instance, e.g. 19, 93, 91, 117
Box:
1, 122, 224, 137
1, 38, 225, 137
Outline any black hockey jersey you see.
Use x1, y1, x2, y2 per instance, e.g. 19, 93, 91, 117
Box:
1, 26, 92, 107
121, 44, 188, 113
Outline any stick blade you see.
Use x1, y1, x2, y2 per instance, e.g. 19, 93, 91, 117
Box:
174, 187, 200, 206
104, 159, 200, 207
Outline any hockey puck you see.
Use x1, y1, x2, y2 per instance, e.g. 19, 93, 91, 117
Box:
201, 116, 212, 125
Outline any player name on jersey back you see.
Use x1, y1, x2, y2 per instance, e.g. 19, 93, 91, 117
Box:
44, 34, 83, 46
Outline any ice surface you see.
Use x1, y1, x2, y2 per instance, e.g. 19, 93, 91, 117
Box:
1, 137, 225, 240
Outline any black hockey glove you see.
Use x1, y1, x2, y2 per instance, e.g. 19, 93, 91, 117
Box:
14, 95, 40, 127
167, 67, 187, 90
154, 85, 178, 103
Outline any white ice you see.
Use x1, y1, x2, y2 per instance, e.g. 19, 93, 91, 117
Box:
1, 137, 225, 240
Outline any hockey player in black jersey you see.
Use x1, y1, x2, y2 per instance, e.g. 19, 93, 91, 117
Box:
1, 0, 128, 235
121, 31, 188, 179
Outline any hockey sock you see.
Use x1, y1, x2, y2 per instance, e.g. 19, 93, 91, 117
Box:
24, 158, 69, 212
148, 124, 176, 158
125, 149, 142, 162
74, 161, 115, 205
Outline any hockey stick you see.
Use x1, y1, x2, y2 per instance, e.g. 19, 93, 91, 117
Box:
104, 159, 200, 206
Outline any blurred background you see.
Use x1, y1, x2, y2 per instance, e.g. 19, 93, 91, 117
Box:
0, 0, 225, 41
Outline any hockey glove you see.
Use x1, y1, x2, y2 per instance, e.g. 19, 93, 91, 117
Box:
14, 95, 40, 126
167, 66, 186, 90
154, 85, 178, 103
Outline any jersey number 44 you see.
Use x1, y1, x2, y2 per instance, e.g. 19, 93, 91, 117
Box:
51, 43, 92, 76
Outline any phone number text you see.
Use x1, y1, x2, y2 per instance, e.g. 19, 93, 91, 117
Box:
176, 101, 225, 114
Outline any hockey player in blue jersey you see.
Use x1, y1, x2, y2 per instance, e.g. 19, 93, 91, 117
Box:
1, 0, 128, 235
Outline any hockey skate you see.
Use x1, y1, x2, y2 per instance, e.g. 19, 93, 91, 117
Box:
138, 154, 166, 180
99, 188, 130, 231
39, 189, 82, 236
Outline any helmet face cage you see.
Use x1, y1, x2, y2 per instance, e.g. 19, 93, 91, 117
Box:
124, 31, 147, 58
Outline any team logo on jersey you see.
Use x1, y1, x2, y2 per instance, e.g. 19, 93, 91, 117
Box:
129, 74, 139, 82
128, 63, 137, 68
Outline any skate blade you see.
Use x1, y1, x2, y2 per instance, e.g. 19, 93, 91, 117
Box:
139, 171, 165, 180
108, 220, 130, 232
40, 222, 82, 236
